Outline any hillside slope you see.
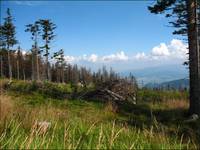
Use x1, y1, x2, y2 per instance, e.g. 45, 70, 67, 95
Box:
121, 65, 188, 85
0, 80, 199, 149
145, 78, 189, 89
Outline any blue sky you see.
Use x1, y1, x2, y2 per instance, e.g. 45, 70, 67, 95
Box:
1, 0, 188, 72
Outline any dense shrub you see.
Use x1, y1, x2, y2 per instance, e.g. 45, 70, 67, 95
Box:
7, 80, 38, 93
38, 82, 72, 99
2, 79, 189, 103
4, 80, 74, 99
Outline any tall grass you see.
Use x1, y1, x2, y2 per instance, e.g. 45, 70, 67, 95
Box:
138, 89, 189, 103
0, 80, 199, 149
1, 118, 195, 149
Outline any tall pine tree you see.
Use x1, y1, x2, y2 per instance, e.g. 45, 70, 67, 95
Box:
1, 8, 17, 81
149, 0, 200, 116
25, 21, 41, 81
53, 49, 65, 83
39, 19, 56, 81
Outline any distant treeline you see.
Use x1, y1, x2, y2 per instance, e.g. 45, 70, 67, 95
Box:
0, 8, 137, 87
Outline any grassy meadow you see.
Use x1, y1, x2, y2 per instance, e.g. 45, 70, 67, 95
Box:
0, 79, 199, 149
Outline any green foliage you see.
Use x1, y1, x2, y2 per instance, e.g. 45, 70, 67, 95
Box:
1, 91, 199, 149
1, 8, 18, 47
39, 19, 56, 57
1, 118, 194, 149
8, 80, 38, 93
4, 80, 73, 99
148, 0, 188, 36
38, 82, 72, 99
53, 49, 65, 64
1, 80, 199, 149
4, 80, 189, 104
137, 89, 189, 103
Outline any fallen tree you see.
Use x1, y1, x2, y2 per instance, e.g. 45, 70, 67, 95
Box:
80, 79, 137, 105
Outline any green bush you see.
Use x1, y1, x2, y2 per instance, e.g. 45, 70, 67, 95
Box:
38, 82, 72, 99
5, 80, 73, 99
8, 80, 38, 93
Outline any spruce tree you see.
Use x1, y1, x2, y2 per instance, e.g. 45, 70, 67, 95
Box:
25, 21, 41, 81
53, 49, 65, 83
1, 8, 17, 81
39, 19, 56, 81
149, 0, 200, 116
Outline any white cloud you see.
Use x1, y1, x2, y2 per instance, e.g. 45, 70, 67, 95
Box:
133, 39, 187, 62
135, 52, 147, 60
151, 39, 188, 59
168, 39, 188, 59
14, 50, 27, 55
102, 51, 128, 62
88, 54, 98, 62
64, 51, 128, 63
151, 43, 170, 57
22, 50, 27, 55
62, 39, 188, 69
64, 55, 76, 63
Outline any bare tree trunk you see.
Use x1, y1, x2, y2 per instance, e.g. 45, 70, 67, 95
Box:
0, 56, 3, 78
46, 60, 49, 81
7, 45, 12, 81
36, 55, 40, 81
45, 42, 49, 81
36, 47, 40, 81
59, 67, 61, 83
23, 69, 26, 81
34, 36, 40, 81
17, 59, 19, 80
62, 65, 64, 83
187, 0, 200, 116
59, 66, 61, 83
48, 65, 51, 81
56, 66, 59, 83
32, 51, 35, 81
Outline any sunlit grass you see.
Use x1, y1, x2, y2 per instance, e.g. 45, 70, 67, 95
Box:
1, 117, 195, 149
0, 79, 199, 149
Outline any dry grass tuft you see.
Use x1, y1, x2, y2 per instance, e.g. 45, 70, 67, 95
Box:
0, 95, 14, 122
104, 101, 118, 113
164, 99, 189, 109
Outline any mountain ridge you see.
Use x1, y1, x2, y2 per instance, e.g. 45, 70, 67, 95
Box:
145, 78, 189, 90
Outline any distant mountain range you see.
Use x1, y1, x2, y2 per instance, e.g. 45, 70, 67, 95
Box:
121, 64, 189, 86
145, 78, 189, 90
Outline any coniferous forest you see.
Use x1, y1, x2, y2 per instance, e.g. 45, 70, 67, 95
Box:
0, 1, 200, 149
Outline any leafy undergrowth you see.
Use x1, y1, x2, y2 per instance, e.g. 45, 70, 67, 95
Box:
0, 80, 199, 149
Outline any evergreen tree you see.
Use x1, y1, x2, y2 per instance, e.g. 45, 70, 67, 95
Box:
16, 46, 21, 80
53, 49, 65, 83
39, 19, 56, 81
149, 0, 200, 115
1, 8, 18, 81
25, 21, 41, 81
0, 25, 5, 49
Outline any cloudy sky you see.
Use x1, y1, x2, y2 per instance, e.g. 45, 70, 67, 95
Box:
1, 1, 188, 72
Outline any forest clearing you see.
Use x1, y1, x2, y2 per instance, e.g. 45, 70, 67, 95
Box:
0, 79, 199, 149
0, 0, 200, 149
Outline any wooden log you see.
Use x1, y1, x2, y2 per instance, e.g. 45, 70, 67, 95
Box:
103, 89, 125, 101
